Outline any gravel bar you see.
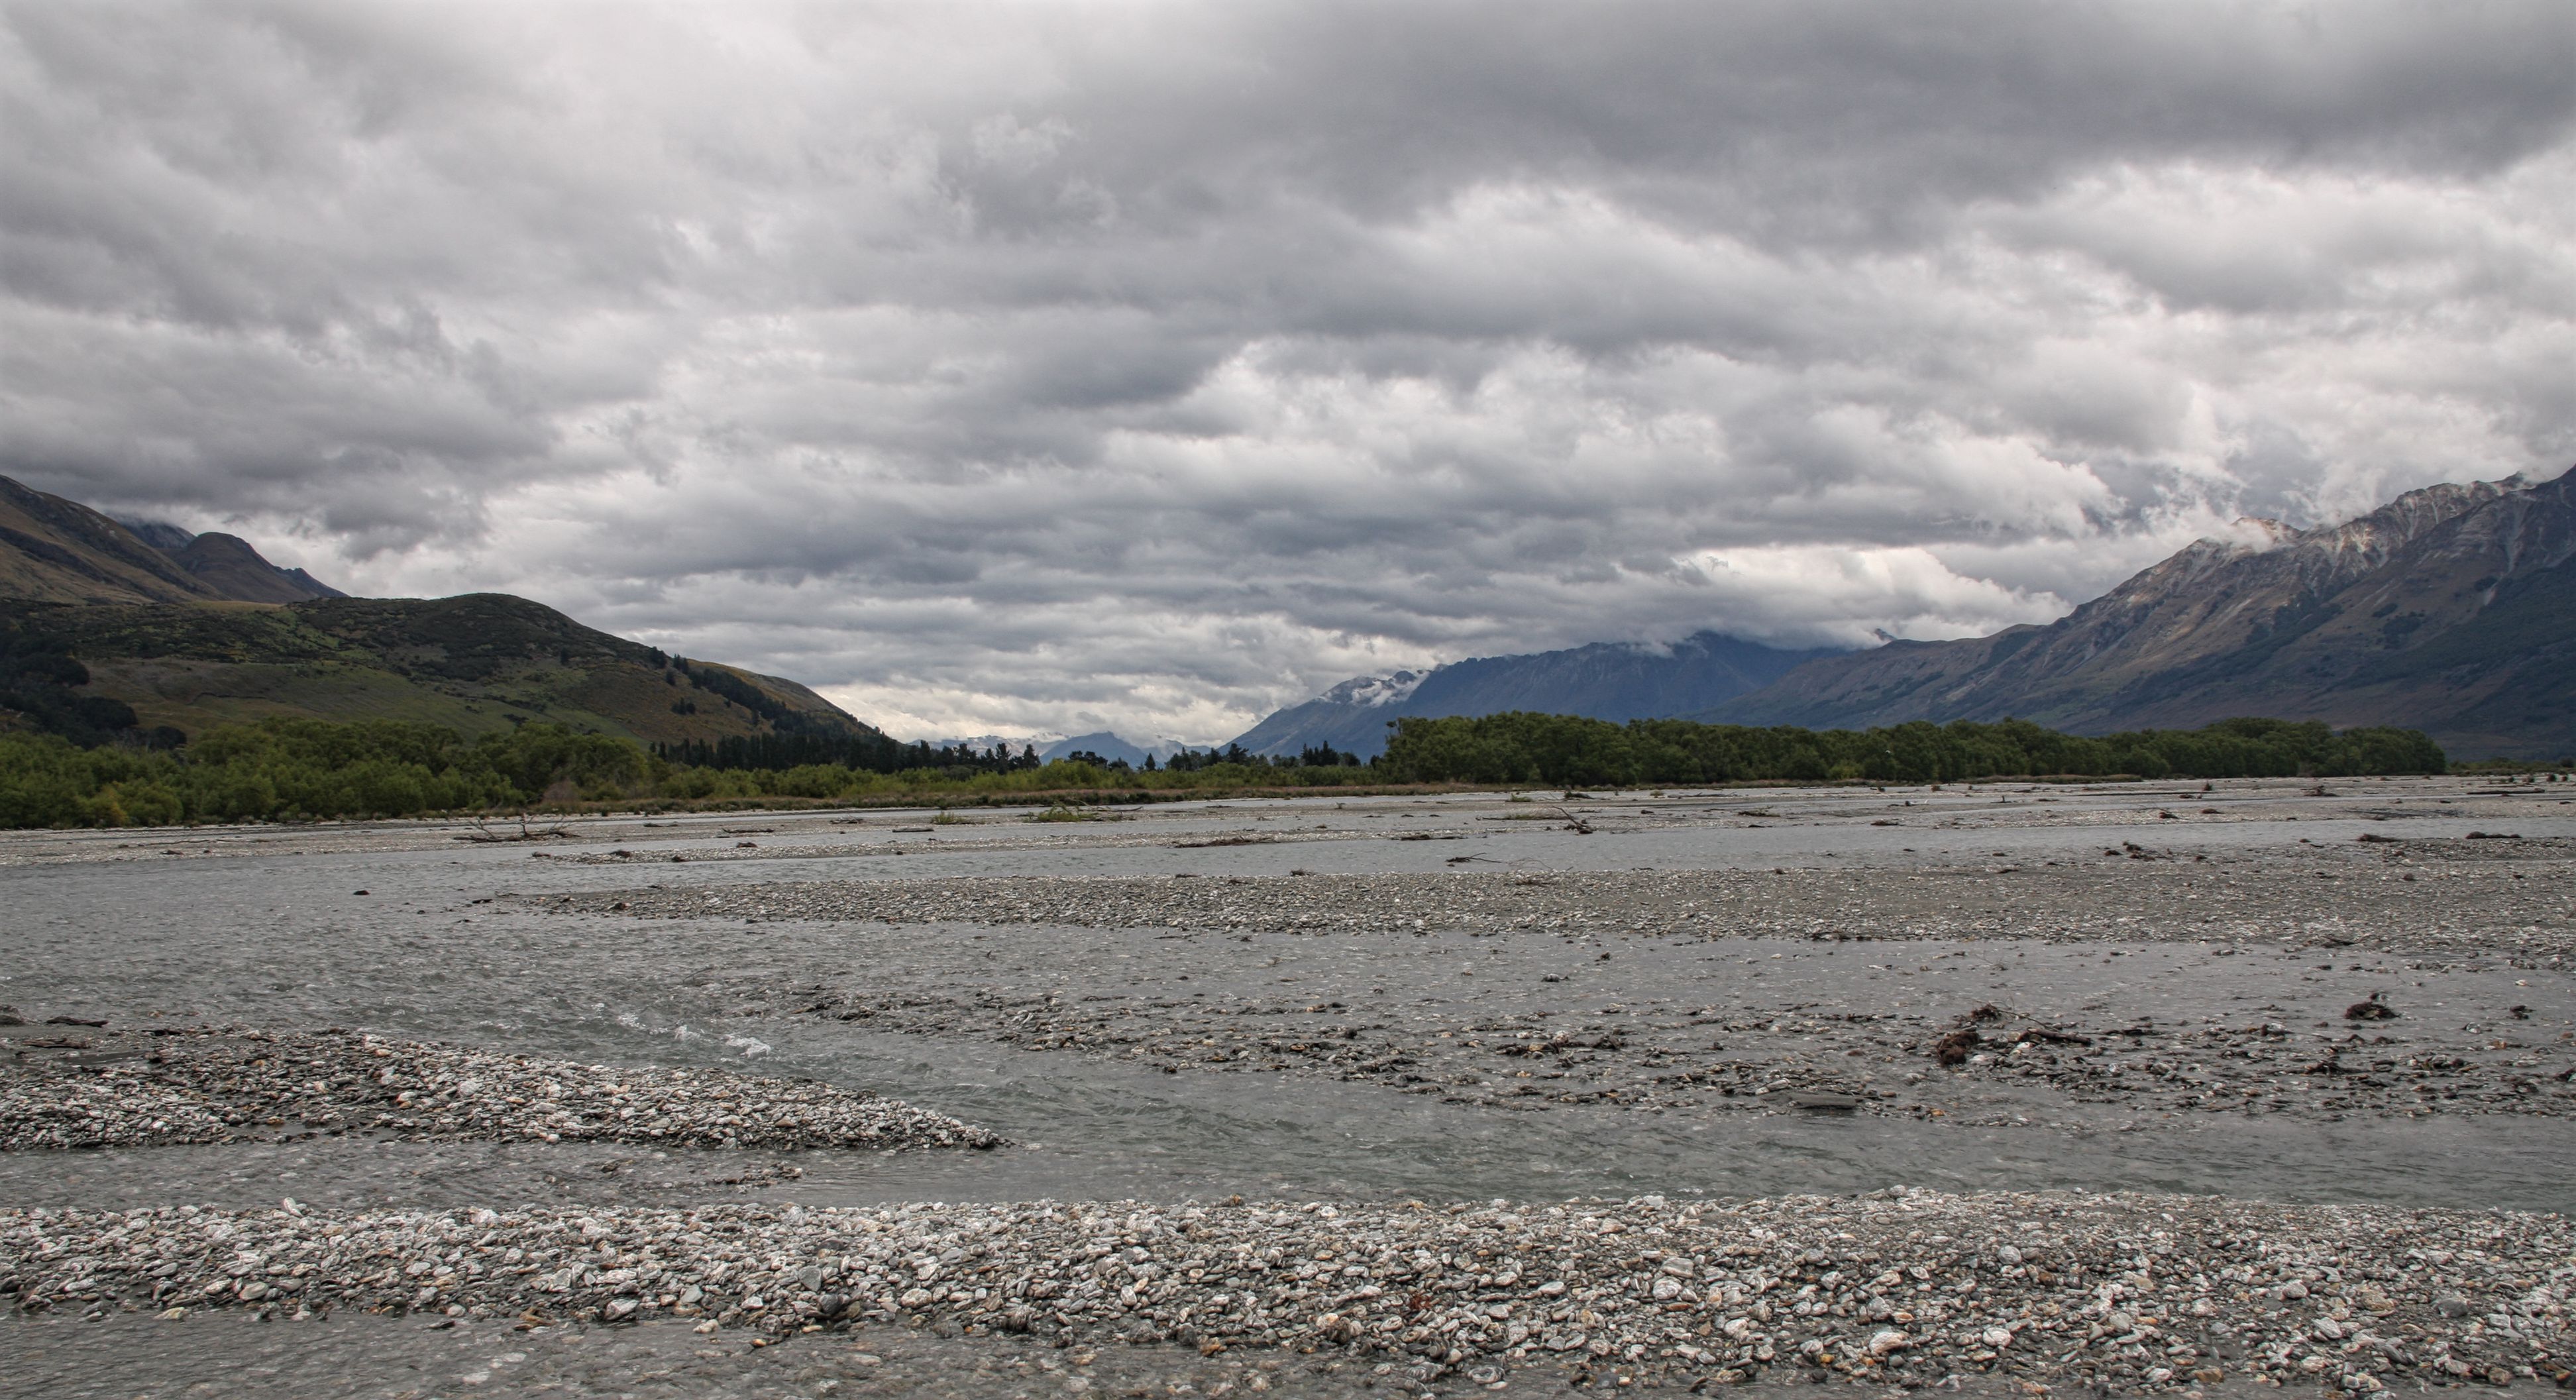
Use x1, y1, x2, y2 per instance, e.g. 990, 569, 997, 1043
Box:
555, 849, 2576, 961
0, 1027, 1000, 1153
7, 1191, 2569, 1393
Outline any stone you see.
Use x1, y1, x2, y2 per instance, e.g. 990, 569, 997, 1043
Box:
0, 1185, 2559, 1394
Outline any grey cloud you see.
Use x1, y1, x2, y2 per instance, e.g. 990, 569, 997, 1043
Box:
3, 1, 2569, 738
1016, 3, 2573, 243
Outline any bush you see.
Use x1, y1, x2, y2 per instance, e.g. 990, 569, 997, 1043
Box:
1376, 714, 2445, 785
0, 709, 2450, 830
0, 718, 658, 827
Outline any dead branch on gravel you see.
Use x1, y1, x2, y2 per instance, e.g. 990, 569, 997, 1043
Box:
455, 814, 574, 843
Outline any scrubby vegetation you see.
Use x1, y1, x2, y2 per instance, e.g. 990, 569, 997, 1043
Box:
0, 596, 869, 752
0, 718, 1389, 828
0, 712, 2446, 829
0, 619, 168, 750
1375, 714, 2445, 786
0, 719, 647, 828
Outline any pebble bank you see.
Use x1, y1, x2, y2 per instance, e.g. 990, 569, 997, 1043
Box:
7, 1190, 2567, 1392
0, 1028, 1000, 1152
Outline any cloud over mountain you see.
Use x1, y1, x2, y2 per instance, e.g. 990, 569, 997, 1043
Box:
4, 1, 2569, 739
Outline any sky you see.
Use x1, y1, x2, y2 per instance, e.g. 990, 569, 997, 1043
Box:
4, 1, 2571, 743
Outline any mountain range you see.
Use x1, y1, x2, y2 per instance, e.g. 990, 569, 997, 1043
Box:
1040, 732, 1199, 766
922, 733, 1203, 766
1229, 466, 2572, 761
1, 476, 875, 749
1, 476, 345, 606
11, 464, 2567, 761
1702, 468, 2570, 757
1228, 631, 1844, 759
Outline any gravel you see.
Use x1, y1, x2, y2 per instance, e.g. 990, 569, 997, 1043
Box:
0, 1309, 1600, 1400
7, 781, 2569, 1395
763, 979, 2576, 1126
533, 865, 2576, 1126
554, 842, 2576, 960
7, 1189, 2567, 1393
0, 1027, 1000, 1153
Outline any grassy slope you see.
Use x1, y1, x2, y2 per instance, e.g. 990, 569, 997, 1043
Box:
8, 594, 877, 746
0, 478, 221, 605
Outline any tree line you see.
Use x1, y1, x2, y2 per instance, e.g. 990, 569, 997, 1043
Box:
651, 732, 1047, 775
0, 711, 2445, 829
651, 735, 1365, 776
1373, 713, 2445, 785
0, 718, 647, 828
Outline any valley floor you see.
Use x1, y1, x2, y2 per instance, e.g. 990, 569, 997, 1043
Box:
1, 777, 2569, 1397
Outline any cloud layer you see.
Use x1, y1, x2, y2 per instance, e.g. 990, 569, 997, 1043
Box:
5, 1, 2571, 739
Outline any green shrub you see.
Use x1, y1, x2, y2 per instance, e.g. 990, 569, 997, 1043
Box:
0, 708, 2450, 830
1376, 714, 2444, 785
0, 717, 669, 827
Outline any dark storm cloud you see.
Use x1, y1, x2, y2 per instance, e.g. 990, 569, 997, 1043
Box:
3, 1, 2569, 737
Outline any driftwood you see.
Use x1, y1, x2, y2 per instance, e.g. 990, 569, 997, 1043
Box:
455, 815, 574, 843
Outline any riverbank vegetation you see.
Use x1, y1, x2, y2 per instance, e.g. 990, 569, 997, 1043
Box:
0, 712, 2445, 828
1375, 713, 2447, 787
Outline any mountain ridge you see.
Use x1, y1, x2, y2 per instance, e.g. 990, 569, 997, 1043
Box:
1229, 631, 1847, 759
1707, 466, 2572, 757
1222, 466, 2569, 762
1, 476, 343, 604
2, 478, 880, 749
3, 593, 880, 749
164, 531, 347, 604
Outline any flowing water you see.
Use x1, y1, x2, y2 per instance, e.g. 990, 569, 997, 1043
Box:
5, 777, 2569, 1212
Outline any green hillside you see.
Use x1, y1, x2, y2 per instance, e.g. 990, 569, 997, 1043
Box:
1, 593, 877, 748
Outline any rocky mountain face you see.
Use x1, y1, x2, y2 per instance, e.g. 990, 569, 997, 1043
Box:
1711, 468, 2573, 759
1230, 633, 1844, 759
1, 476, 343, 604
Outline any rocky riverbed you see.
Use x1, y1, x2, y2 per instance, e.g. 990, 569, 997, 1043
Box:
4, 777, 2573, 1395
533, 855, 2576, 1128
0, 1026, 1001, 1153
5, 1189, 2569, 1395
555, 838, 2575, 957
788, 970, 2574, 1126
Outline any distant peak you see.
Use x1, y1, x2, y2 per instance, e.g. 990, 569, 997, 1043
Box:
2291, 474, 2524, 557
117, 517, 197, 552
2496, 463, 2571, 490
2206, 516, 2295, 553
1321, 670, 1426, 707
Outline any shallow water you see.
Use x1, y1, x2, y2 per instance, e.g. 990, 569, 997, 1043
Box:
5, 778, 2569, 1213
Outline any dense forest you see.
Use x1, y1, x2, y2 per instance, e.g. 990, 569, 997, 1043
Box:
0, 709, 2451, 829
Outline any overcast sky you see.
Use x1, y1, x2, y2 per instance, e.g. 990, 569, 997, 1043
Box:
5, 2, 2570, 741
